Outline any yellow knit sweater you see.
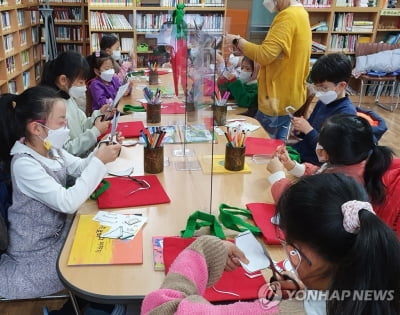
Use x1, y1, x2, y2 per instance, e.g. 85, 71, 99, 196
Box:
242, 5, 311, 116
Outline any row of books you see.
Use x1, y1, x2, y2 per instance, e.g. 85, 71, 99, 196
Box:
90, 11, 133, 30
136, 13, 172, 32
22, 71, 31, 89
381, 33, 400, 44
312, 40, 327, 52
39, 0, 83, 2
52, 7, 83, 22
57, 43, 86, 54
54, 26, 86, 41
88, 0, 134, 4
6, 55, 17, 74
330, 34, 360, 52
17, 9, 25, 26
20, 49, 30, 66
1, 12, 11, 30
20, 29, 27, 46
3, 34, 14, 52
300, 0, 332, 7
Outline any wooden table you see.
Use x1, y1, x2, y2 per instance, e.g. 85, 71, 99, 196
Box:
57, 72, 284, 304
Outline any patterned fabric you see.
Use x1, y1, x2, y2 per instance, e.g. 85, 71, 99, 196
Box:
341, 200, 375, 234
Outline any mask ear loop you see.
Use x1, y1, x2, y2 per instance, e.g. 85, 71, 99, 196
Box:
289, 248, 302, 272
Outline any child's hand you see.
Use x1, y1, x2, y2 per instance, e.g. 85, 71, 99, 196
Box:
292, 117, 313, 135
95, 142, 121, 164
94, 119, 110, 135
267, 157, 284, 174
274, 145, 295, 171
224, 241, 248, 272
115, 131, 124, 144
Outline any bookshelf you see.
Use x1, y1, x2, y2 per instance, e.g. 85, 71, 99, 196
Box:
87, 0, 226, 67
376, 6, 400, 43
38, 0, 90, 56
0, 0, 42, 94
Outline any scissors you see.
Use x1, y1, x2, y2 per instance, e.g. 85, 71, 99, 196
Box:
261, 243, 301, 300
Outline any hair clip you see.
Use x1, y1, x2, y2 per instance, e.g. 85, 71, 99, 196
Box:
11, 101, 17, 108
95, 50, 100, 57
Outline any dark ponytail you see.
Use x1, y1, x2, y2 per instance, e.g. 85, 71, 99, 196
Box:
277, 173, 400, 315
0, 86, 59, 173
364, 145, 393, 204
319, 114, 393, 204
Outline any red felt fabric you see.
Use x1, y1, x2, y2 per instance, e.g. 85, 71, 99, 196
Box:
246, 203, 281, 245
163, 237, 267, 302
99, 121, 145, 141
96, 175, 170, 209
244, 137, 284, 156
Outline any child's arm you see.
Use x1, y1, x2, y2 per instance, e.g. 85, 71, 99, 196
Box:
227, 80, 257, 108
88, 80, 110, 111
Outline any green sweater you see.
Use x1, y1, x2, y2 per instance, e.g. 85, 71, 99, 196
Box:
218, 79, 258, 108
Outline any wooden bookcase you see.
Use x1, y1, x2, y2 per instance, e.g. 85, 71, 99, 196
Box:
303, 0, 400, 55
0, 0, 41, 94
38, 0, 90, 56
87, 0, 226, 67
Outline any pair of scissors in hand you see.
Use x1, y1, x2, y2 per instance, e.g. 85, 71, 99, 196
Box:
261, 244, 301, 300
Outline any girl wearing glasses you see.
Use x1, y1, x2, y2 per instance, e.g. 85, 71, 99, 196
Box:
0, 86, 121, 299
142, 173, 400, 314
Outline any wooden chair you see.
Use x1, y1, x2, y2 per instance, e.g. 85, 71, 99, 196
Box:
355, 42, 400, 112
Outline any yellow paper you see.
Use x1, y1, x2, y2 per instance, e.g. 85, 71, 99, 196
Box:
199, 155, 251, 174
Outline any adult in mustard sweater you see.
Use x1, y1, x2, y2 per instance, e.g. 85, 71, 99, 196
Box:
225, 0, 311, 140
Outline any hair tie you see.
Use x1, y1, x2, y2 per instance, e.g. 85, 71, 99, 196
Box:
341, 200, 375, 234
95, 49, 100, 57
12, 101, 17, 108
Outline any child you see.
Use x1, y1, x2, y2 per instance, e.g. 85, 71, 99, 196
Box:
100, 33, 135, 84
0, 86, 121, 299
290, 53, 357, 164
267, 114, 393, 206
142, 173, 400, 314
87, 50, 131, 112
40, 51, 111, 157
217, 56, 259, 117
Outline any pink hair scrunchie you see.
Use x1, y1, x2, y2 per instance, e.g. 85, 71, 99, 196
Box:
341, 200, 375, 234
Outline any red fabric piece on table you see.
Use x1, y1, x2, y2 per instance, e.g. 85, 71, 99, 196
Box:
98, 121, 145, 141
96, 175, 170, 209
142, 102, 186, 114
244, 137, 284, 156
163, 237, 267, 302
246, 203, 281, 245
144, 69, 170, 75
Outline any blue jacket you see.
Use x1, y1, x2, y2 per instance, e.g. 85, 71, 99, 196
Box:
293, 96, 356, 165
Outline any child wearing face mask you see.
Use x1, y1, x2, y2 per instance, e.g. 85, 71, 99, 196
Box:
40, 51, 111, 157
217, 56, 259, 117
0, 86, 122, 300
100, 33, 135, 84
267, 114, 393, 207
290, 53, 357, 165
87, 50, 132, 112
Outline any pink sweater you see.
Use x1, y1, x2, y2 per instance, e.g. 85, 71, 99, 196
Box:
141, 236, 305, 315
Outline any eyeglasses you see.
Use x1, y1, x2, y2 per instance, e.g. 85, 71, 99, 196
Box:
275, 227, 312, 267
34, 119, 68, 129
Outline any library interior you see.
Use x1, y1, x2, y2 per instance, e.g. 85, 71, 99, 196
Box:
0, 0, 399, 314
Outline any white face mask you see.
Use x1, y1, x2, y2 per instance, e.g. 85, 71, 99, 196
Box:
263, 0, 277, 13
41, 126, 70, 150
100, 69, 115, 82
112, 50, 121, 61
229, 55, 240, 68
69, 85, 87, 99
316, 90, 337, 105
315, 142, 327, 163
238, 70, 252, 83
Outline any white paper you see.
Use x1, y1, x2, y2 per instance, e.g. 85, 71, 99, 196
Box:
225, 121, 260, 132
112, 82, 130, 108
93, 211, 147, 240
235, 230, 271, 273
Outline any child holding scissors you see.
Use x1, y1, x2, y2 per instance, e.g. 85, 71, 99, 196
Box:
40, 51, 112, 157
142, 173, 400, 314
0, 86, 121, 300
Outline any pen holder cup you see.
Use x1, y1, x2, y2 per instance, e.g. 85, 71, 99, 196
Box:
149, 70, 158, 85
213, 105, 227, 126
224, 144, 245, 171
144, 146, 164, 174
146, 103, 161, 124
186, 102, 197, 122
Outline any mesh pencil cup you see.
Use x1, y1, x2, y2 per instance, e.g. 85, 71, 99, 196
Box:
224, 144, 245, 171
213, 105, 227, 126
144, 146, 164, 174
147, 103, 161, 124
149, 70, 158, 85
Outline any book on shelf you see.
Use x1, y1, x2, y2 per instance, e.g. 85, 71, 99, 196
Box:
310, 21, 328, 31
312, 40, 327, 52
